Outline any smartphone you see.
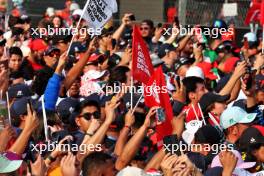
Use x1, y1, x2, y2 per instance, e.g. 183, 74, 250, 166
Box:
111, 38, 117, 49
174, 16, 180, 27
244, 37, 249, 50
163, 134, 181, 155
129, 14, 136, 21
27, 99, 33, 112
156, 108, 165, 123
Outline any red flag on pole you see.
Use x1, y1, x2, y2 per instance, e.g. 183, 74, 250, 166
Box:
260, 0, 264, 25
244, 1, 261, 25
132, 25, 154, 84
144, 66, 173, 147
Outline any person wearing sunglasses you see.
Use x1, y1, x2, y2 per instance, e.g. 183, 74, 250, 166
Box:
43, 46, 61, 69
75, 100, 101, 136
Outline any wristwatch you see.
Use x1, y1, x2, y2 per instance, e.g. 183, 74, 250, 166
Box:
85, 132, 94, 137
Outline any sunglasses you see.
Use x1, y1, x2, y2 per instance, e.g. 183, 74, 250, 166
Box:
49, 51, 60, 57
79, 111, 101, 120
140, 27, 150, 31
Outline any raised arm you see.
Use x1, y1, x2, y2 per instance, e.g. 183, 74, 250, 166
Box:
64, 38, 96, 90
219, 61, 247, 96
115, 107, 157, 170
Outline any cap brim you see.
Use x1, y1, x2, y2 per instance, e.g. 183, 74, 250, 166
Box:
215, 94, 230, 103
237, 161, 256, 169
0, 160, 23, 173
239, 113, 257, 124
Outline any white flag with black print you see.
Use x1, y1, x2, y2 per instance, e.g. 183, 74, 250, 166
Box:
82, 0, 117, 31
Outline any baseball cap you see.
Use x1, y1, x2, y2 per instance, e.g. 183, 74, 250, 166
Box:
10, 97, 37, 118
182, 120, 203, 145
116, 166, 145, 176
211, 150, 256, 169
199, 92, 229, 112
186, 66, 204, 79
52, 34, 72, 45
28, 38, 48, 52
239, 125, 264, 150
174, 57, 194, 72
243, 32, 258, 48
44, 45, 60, 56
56, 97, 80, 124
87, 53, 105, 64
157, 43, 176, 58
79, 93, 102, 106
0, 154, 23, 173
69, 42, 86, 55
8, 83, 33, 99
194, 125, 222, 145
220, 107, 257, 129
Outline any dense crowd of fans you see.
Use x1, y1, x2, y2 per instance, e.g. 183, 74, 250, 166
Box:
0, 0, 263, 176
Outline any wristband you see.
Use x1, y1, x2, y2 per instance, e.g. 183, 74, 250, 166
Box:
124, 125, 131, 131
86, 132, 93, 137
47, 155, 56, 162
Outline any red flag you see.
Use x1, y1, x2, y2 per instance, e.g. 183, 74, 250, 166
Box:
144, 66, 173, 147
244, 1, 261, 25
261, 0, 264, 25
132, 25, 154, 84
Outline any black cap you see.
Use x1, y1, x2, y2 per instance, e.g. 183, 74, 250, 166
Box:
44, 46, 60, 56
239, 125, 264, 151
174, 57, 194, 71
69, 42, 86, 55
194, 125, 222, 145
10, 97, 36, 118
56, 97, 80, 124
199, 92, 230, 112
79, 93, 102, 106
52, 34, 72, 45
157, 44, 176, 58
8, 83, 33, 99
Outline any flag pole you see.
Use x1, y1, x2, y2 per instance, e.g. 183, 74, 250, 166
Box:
41, 96, 49, 141
131, 93, 143, 115
262, 24, 264, 54
6, 92, 11, 125
66, 0, 90, 56
130, 76, 133, 110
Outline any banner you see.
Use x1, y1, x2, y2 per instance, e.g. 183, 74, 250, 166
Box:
132, 25, 154, 84
244, 1, 261, 25
145, 66, 173, 147
82, 0, 118, 30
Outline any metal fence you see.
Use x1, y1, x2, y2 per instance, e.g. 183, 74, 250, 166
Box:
164, 0, 251, 28
23, 0, 251, 28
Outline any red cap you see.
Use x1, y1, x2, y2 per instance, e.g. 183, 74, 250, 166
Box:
253, 125, 264, 136
87, 53, 104, 63
28, 39, 48, 52
197, 62, 218, 80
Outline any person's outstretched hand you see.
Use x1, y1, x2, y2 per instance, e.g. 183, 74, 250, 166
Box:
60, 152, 80, 176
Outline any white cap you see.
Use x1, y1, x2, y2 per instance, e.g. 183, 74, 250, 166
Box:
70, 3, 80, 11
243, 32, 257, 43
117, 166, 145, 176
46, 7, 55, 17
72, 9, 82, 16
83, 70, 107, 80
182, 120, 203, 145
186, 66, 204, 79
